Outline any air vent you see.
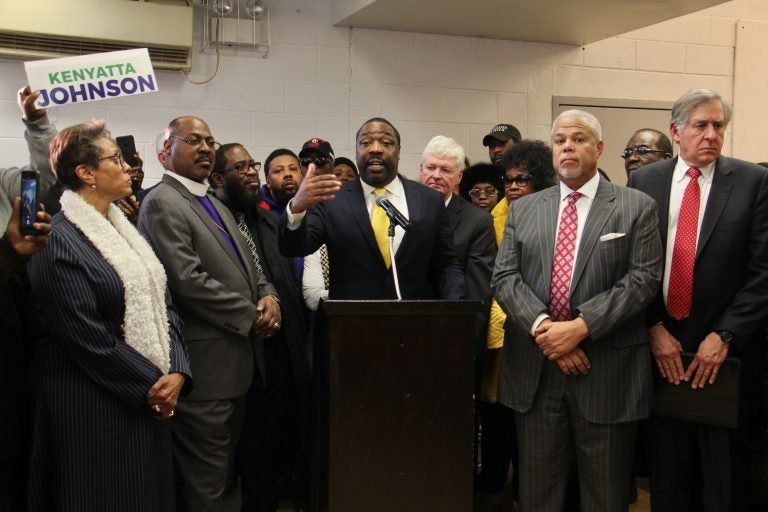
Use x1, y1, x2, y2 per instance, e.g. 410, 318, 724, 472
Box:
1, 0, 193, 71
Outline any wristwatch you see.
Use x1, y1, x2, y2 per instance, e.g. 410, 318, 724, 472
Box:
715, 330, 734, 344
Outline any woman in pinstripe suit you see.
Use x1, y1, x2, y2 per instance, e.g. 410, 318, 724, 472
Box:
26, 121, 191, 512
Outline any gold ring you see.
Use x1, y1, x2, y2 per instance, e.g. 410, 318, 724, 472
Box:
152, 404, 161, 413
274, 322, 280, 328
169, 409, 175, 417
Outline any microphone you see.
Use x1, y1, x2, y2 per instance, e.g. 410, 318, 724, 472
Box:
375, 196, 412, 231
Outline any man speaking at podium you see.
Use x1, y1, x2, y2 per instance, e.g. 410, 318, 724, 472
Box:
279, 118, 463, 300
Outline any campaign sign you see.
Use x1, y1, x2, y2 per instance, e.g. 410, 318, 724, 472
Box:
24, 48, 158, 108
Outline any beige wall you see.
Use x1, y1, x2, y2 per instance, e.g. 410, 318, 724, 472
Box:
0, 0, 767, 183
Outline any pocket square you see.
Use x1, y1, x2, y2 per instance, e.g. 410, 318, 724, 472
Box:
600, 232, 626, 241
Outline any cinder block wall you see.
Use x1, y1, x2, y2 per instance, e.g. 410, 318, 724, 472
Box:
0, 0, 765, 185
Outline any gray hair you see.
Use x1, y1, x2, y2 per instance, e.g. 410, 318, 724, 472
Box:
671, 89, 732, 130
421, 135, 466, 172
551, 110, 603, 141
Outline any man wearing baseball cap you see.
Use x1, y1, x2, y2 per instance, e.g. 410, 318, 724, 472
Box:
483, 124, 522, 165
298, 138, 335, 176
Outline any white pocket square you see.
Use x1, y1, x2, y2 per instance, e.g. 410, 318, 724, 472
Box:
600, 232, 626, 241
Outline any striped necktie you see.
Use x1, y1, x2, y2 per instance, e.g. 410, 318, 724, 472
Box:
234, 212, 264, 275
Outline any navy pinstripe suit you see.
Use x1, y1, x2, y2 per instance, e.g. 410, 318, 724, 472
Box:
491, 177, 662, 511
26, 213, 191, 512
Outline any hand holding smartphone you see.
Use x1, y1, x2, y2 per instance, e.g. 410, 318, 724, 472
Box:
20, 170, 39, 235
116, 135, 144, 196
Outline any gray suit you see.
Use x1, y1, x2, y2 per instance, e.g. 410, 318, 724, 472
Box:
138, 174, 276, 512
491, 178, 662, 511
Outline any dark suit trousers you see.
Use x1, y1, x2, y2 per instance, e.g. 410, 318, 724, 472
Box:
478, 401, 518, 495
650, 319, 755, 512
237, 334, 300, 512
172, 396, 246, 512
515, 360, 637, 512
650, 417, 732, 512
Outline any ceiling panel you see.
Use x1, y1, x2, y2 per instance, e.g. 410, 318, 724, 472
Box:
332, 0, 728, 46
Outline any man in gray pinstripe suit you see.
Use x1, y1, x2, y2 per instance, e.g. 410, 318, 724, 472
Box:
491, 110, 662, 511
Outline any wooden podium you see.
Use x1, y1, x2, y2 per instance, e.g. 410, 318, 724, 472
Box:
312, 300, 479, 512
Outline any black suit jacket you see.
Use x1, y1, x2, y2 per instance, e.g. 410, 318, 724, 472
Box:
242, 206, 311, 400
445, 195, 496, 355
279, 177, 464, 300
628, 156, 768, 376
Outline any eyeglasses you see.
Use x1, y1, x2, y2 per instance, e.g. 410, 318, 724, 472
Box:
300, 156, 332, 168
170, 134, 221, 149
468, 186, 498, 198
97, 152, 125, 167
503, 174, 532, 187
620, 146, 667, 159
222, 161, 262, 175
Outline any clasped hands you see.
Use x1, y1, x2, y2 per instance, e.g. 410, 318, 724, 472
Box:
650, 324, 729, 389
534, 317, 591, 376
251, 295, 282, 338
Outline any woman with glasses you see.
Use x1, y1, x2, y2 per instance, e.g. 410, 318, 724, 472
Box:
459, 163, 504, 213
26, 120, 191, 512
479, 139, 556, 510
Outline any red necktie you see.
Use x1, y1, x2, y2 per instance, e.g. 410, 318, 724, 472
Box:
667, 167, 701, 320
550, 192, 582, 321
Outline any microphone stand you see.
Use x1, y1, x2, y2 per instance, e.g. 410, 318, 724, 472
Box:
387, 219, 403, 300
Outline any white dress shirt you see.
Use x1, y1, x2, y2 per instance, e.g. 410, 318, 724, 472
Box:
531, 170, 600, 333
662, 158, 715, 306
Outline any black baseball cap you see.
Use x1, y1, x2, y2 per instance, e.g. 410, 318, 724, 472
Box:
482, 124, 522, 146
299, 138, 335, 160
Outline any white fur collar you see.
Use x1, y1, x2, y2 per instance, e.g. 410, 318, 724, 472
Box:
60, 190, 171, 373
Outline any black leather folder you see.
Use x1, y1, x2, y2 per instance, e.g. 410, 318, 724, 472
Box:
653, 352, 741, 429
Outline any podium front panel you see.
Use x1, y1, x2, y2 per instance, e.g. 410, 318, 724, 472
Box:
314, 300, 478, 512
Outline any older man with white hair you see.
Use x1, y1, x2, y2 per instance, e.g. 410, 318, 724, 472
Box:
419, 135, 495, 356
492, 110, 662, 511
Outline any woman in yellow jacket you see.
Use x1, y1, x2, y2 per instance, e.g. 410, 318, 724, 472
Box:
479, 140, 557, 510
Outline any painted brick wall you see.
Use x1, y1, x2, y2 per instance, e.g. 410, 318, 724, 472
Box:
0, 0, 765, 185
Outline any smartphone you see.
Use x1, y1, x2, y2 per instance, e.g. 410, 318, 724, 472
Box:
116, 135, 139, 168
20, 170, 39, 235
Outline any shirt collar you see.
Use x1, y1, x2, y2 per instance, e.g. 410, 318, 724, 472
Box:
165, 170, 211, 197
674, 156, 716, 183
360, 175, 405, 199
558, 169, 601, 201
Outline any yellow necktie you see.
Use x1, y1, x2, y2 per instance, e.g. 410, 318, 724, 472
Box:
371, 188, 391, 268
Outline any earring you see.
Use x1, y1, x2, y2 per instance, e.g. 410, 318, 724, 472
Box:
90, 184, 96, 190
